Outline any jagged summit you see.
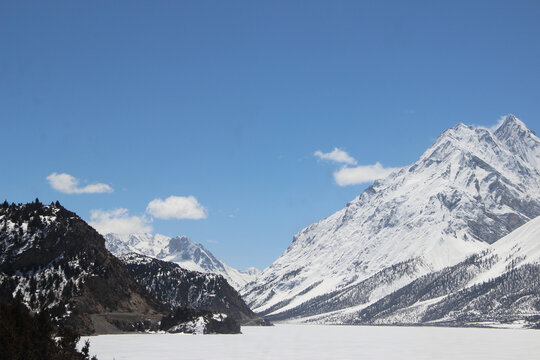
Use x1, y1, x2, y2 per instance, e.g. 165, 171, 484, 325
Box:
494, 114, 540, 170
495, 114, 529, 134
431, 115, 531, 152
104, 232, 170, 258
163, 235, 220, 267
167, 236, 192, 255
494, 114, 533, 145
105, 233, 258, 290
243, 116, 540, 322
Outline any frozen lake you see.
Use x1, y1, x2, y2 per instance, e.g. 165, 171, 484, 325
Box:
82, 324, 540, 360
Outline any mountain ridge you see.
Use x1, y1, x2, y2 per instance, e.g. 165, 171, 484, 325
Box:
105, 232, 258, 290
243, 115, 540, 325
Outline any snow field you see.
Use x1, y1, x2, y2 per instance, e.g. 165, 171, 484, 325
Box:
82, 324, 540, 360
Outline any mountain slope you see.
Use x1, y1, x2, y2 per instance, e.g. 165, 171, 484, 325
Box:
0, 201, 242, 334
322, 214, 540, 327
243, 115, 540, 322
0, 201, 165, 335
105, 233, 258, 290
120, 253, 269, 325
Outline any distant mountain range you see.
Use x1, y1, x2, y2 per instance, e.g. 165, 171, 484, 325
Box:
105, 233, 259, 290
243, 115, 540, 328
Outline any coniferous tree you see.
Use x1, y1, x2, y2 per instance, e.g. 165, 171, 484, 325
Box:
0, 299, 98, 360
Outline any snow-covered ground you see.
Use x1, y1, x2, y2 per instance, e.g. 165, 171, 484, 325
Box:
82, 324, 540, 360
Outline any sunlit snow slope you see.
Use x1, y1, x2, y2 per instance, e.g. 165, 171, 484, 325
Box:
326, 214, 540, 327
243, 115, 540, 322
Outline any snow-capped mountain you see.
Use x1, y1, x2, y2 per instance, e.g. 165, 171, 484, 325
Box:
105, 232, 170, 258
243, 115, 540, 323
105, 233, 259, 290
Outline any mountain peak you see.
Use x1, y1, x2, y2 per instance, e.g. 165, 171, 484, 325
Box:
453, 122, 470, 130
439, 122, 476, 139
104, 233, 259, 290
168, 235, 196, 251
492, 114, 540, 170
494, 114, 531, 137
244, 115, 540, 321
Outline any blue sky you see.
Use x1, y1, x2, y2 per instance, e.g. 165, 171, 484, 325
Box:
1, 1, 540, 270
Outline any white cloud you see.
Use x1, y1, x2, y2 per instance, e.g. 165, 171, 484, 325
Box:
146, 195, 207, 220
89, 208, 152, 235
314, 148, 357, 165
47, 172, 113, 194
334, 163, 400, 186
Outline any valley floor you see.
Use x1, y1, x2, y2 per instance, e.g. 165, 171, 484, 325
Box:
82, 324, 540, 360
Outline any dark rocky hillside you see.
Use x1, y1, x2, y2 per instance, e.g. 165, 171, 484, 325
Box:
160, 307, 240, 334
120, 253, 270, 325
0, 200, 240, 334
0, 200, 165, 334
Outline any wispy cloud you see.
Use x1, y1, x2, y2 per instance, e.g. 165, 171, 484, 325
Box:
89, 208, 152, 235
475, 115, 510, 132
146, 195, 207, 220
486, 115, 509, 132
333, 163, 400, 186
314, 148, 357, 165
47, 172, 113, 194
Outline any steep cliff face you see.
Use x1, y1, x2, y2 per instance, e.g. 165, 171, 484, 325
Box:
243, 115, 540, 323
